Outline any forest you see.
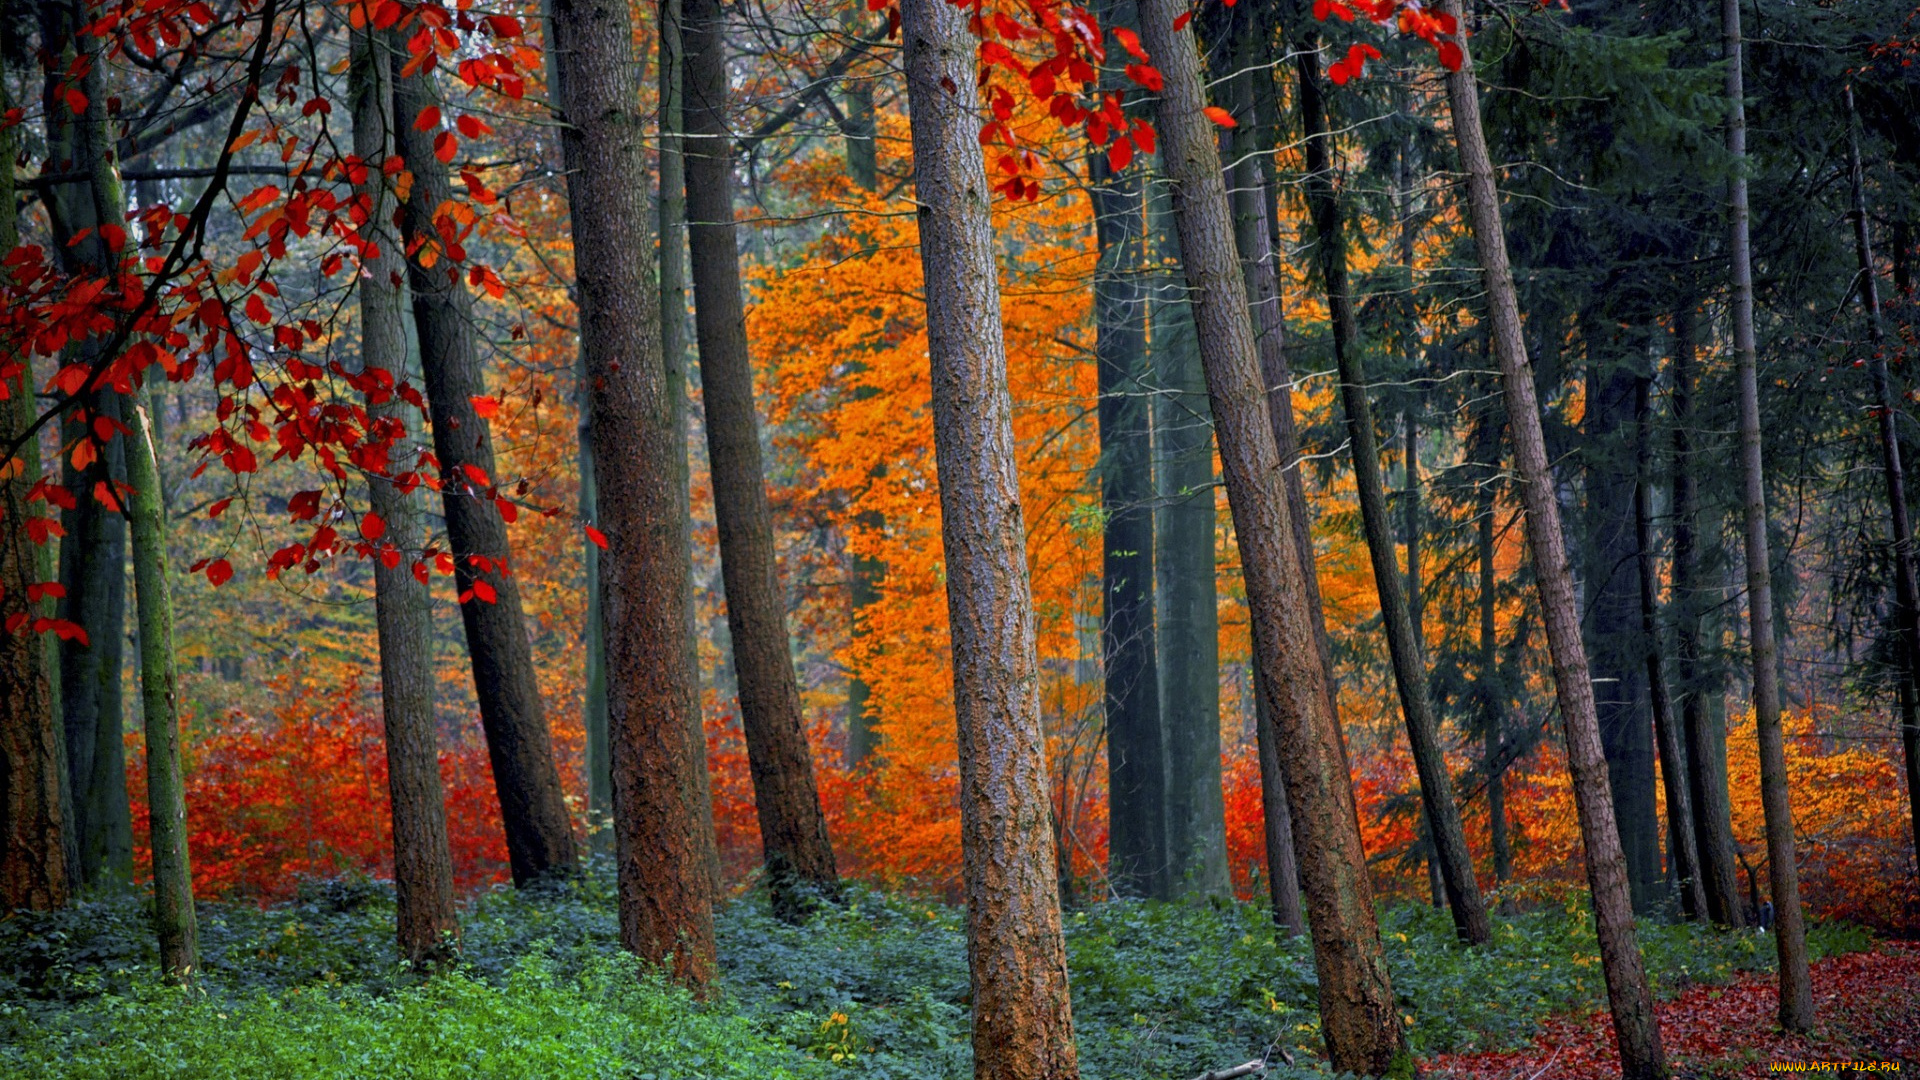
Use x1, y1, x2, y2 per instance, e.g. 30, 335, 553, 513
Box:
0, 0, 1917, 1076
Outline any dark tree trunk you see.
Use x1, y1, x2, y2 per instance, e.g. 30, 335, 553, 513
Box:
1136, 4, 1406, 1071
1089, 2, 1166, 902
351, 28, 459, 968
1475, 409, 1511, 885
1670, 296, 1744, 927
683, 0, 840, 918
1297, 36, 1490, 945
1846, 86, 1920, 870
841, 26, 884, 769
1436, 1, 1669, 1072
897, 1, 1079, 1074
1634, 378, 1706, 921
548, 0, 719, 987
1723, 0, 1812, 1030
392, 60, 579, 888
1149, 168, 1228, 901
579, 371, 611, 855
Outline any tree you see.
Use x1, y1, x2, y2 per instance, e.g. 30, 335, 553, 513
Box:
896, 0, 1078, 1073
1434, 0, 1669, 1072
1721, 0, 1813, 1030
1135, 2, 1406, 1070
1295, 27, 1490, 945
548, 0, 719, 987
391, 58, 579, 888
682, 0, 842, 919
350, 26, 459, 968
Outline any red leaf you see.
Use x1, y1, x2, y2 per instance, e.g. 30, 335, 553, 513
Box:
585, 525, 608, 549
209, 497, 232, 518
1203, 106, 1238, 128
205, 559, 233, 587
434, 131, 458, 164
1107, 135, 1134, 172
472, 578, 497, 604
469, 395, 500, 418
456, 114, 492, 139
361, 511, 386, 541
1112, 27, 1148, 62
413, 105, 442, 131
1173, 11, 1192, 31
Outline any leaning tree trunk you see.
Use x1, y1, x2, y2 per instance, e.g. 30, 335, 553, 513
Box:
548, 0, 719, 988
1434, 1, 1668, 1072
391, 60, 578, 887
683, 0, 841, 919
1296, 35, 1490, 946
1137, 3, 1405, 1071
351, 27, 459, 968
897, 1, 1079, 1075
1634, 378, 1707, 921
124, 385, 196, 981
0, 73, 69, 908
1722, 0, 1813, 1031
1846, 85, 1920, 867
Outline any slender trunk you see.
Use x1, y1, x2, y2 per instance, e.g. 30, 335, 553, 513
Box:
1435, 2, 1668, 1072
1476, 410, 1511, 885
841, 18, 883, 767
1723, 0, 1812, 1030
1252, 675, 1302, 934
683, 0, 840, 917
41, 0, 132, 889
549, 0, 719, 987
1635, 378, 1707, 921
897, 2, 1078, 1074
1297, 37, 1490, 945
580, 361, 611, 856
391, 61, 578, 886
1671, 296, 1744, 926
1846, 86, 1920, 868
124, 386, 196, 980
1150, 165, 1227, 901
1089, 0, 1166, 902
351, 28, 458, 967
1137, 4, 1405, 1071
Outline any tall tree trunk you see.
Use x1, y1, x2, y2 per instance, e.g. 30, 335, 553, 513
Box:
1150, 165, 1228, 901
1407, 417, 1446, 912
1475, 408, 1511, 886
1635, 378, 1706, 921
124, 385, 196, 981
41, 0, 132, 890
548, 0, 719, 987
840, 18, 884, 768
1670, 295, 1744, 927
580, 367, 611, 855
1136, 4, 1405, 1071
1435, 2, 1668, 1072
351, 28, 459, 967
683, 0, 840, 918
1089, 1, 1166, 902
392, 61, 578, 887
1297, 36, 1490, 946
1722, 0, 1813, 1030
0, 69, 69, 907
897, 1, 1078, 1074
1846, 85, 1920, 868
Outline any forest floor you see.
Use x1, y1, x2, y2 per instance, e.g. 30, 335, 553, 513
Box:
1425, 941, 1920, 1078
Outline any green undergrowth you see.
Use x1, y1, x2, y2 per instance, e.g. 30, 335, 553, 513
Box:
0, 867, 1875, 1079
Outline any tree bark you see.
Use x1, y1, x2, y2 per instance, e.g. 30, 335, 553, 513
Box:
1634, 378, 1706, 921
1845, 85, 1920, 870
548, 0, 719, 987
1722, 0, 1813, 1031
1434, 2, 1668, 1072
1474, 408, 1511, 886
1150, 166, 1228, 901
579, 357, 612, 856
391, 60, 579, 887
1136, 3, 1405, 1071
1297, 36, 1490, 946
683, 0, 841, 918
351, 28, 459, 968
897, 1, 1079, 1074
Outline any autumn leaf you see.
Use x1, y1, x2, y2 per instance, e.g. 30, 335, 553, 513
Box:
470, 395, 500, 418
360, 511, 386, 541
585, 525, 608, 549
1203, 106, 1237, 128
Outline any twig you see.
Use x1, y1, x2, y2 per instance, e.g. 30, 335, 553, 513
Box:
1519, 1046, 1560, 1080
1191, 1060, 1266, 1080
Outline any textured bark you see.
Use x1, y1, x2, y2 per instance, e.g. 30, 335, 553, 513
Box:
548, 0, 718, 987
40, 0, 133, 889
1136, 4, 1404, 1072
1846, 86, 1920, 869
1670, 298, 1744, 927
1722, 0, 1812, 1031
351, 29, 459, 968
897, 2, 1078, 1074
1634, 378, 1707, 921
579, 363, 612, 855
1088, 22, 1166, 901
1297, 38, 1490, 946
1149, 171, 1228, 901
392, 60, 578, 887
683, 0, 840, 918
1435, 2, 1668, 1073
125, 387, 196, 980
